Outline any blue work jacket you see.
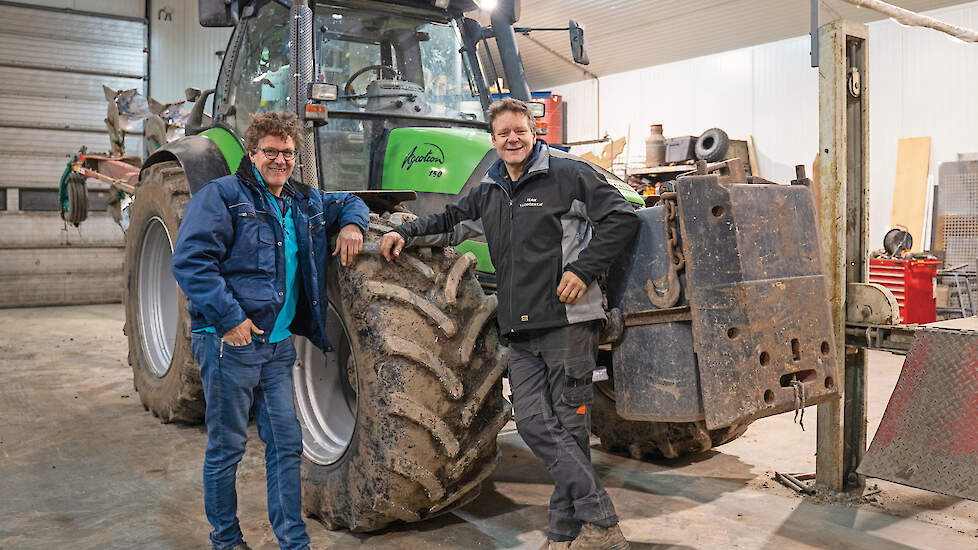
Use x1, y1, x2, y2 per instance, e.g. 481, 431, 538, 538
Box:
171, 155, 369, 351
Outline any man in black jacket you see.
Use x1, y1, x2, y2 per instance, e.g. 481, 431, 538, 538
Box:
380, 98, 638, 550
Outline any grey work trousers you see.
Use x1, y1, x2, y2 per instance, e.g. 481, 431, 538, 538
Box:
508, 321, 618, 542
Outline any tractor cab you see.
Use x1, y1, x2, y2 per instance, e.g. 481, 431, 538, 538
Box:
212, 0, 490, 192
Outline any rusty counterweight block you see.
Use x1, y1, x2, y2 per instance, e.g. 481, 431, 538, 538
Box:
606, 170, 839, 429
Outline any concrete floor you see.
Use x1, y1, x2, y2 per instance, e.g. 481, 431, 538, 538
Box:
1, 305, 977, 550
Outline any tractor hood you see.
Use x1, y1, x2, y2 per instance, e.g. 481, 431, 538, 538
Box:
379, 127, 643, 275
380, 127, 644, 205
381, 127, 492, 195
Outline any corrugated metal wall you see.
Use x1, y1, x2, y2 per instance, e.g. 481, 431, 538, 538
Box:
0, 1, 144, 307
25, 0, 143, 19
553, 1, 978, 248
148, 0, 232, 108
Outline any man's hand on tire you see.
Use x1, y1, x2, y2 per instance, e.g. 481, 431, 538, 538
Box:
333, 224, 364, 267
222, 318, 264, 346
380, 231, 406, 262
557, 271, 587, 305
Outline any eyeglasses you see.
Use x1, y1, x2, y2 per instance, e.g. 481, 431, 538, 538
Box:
256, 147, 296, 161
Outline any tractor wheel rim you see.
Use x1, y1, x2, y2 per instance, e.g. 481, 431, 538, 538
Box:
138, 216, 178, 378
293, 302, 357, 466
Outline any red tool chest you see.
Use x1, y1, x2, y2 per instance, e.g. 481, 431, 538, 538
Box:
868, 258, 941, 324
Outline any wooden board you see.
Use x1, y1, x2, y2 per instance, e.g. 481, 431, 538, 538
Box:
748, 135, 760, 177
629, 164, 695, 175
890, 137, 931, 251
579, 137, 626, 170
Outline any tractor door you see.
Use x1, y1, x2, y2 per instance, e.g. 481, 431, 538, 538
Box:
213, 1, 291, 143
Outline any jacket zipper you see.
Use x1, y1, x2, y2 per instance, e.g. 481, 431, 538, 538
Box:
488, 162, 545, 334
488, 178, 515, 334
263, 189, 287, 344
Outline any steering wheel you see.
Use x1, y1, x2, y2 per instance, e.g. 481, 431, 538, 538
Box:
343, 64, 401, 96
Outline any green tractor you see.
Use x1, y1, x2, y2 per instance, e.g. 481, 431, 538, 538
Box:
123, 0, 839, 532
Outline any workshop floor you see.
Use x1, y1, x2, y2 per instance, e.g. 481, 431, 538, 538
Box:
1, 305, 976, 550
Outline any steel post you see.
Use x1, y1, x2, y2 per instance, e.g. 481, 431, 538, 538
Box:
816, 20, 870, 493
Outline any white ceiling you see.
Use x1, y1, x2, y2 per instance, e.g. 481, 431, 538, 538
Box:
475, 0, 974, 89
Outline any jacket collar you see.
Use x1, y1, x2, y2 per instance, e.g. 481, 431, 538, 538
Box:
236, 153, 303, 199
483, 139, 550, 187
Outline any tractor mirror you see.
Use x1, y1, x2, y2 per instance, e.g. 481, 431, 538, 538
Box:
199, 0, 239, 27
569, 20, 589, 65
185, 88, 202, 103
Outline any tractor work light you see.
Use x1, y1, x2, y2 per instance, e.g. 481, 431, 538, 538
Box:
475, 0, 497, 12
308, 83, 338, 101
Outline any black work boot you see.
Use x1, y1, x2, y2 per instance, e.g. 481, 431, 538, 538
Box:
568, 523, 629, 550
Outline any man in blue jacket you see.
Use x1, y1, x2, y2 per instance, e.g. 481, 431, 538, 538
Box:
171, 112, 368, 550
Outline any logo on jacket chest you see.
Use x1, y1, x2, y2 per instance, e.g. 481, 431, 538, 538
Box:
518, 197, 543, 208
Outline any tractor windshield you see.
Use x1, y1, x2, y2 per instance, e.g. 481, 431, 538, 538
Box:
312, 3, 487, 191
314, 4, 485, 123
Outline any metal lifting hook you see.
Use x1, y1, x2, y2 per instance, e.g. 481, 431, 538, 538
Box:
647, 191, 684, 309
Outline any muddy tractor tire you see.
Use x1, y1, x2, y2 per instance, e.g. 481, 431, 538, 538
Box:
297, 213, 510, 532
591, 381, 750, 460
123, 160, 204, 423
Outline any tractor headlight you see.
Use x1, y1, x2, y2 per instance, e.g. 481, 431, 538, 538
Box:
308, 83, 338, 101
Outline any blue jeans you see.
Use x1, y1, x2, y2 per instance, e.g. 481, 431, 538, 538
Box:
192, 333, 310, 550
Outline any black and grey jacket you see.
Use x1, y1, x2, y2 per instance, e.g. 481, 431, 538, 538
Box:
393, 140, 639, 336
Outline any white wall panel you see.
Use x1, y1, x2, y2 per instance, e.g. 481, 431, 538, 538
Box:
0, 67, 143, 101
23, 0, 144, 19
750, 36, 819, 185
0, 35, 145, 77
0, 3, 146, 196
0, 96, 122, 132
0, 1, 141, 306
149, 0, 232, 104
866, 3, 978, 245
505, 0, 969, 90
554, 1, 978, 248
560, 50, 754, 168
0, 212, 123, 248
0, 4, 144, 49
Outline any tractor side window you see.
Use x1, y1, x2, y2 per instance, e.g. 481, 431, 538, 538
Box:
222, 2, 291, 140
418, 22, 476, 119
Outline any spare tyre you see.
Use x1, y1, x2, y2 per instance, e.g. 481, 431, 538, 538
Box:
694, 128, 730, 163
883, 228, 913, 256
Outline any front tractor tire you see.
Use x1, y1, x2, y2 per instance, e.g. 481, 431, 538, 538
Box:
298, 213, 511, 531
124, 160, 204, 423
591, 381, 750, 460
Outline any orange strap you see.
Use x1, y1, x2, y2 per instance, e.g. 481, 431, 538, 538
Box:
576, 405, 587, 415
